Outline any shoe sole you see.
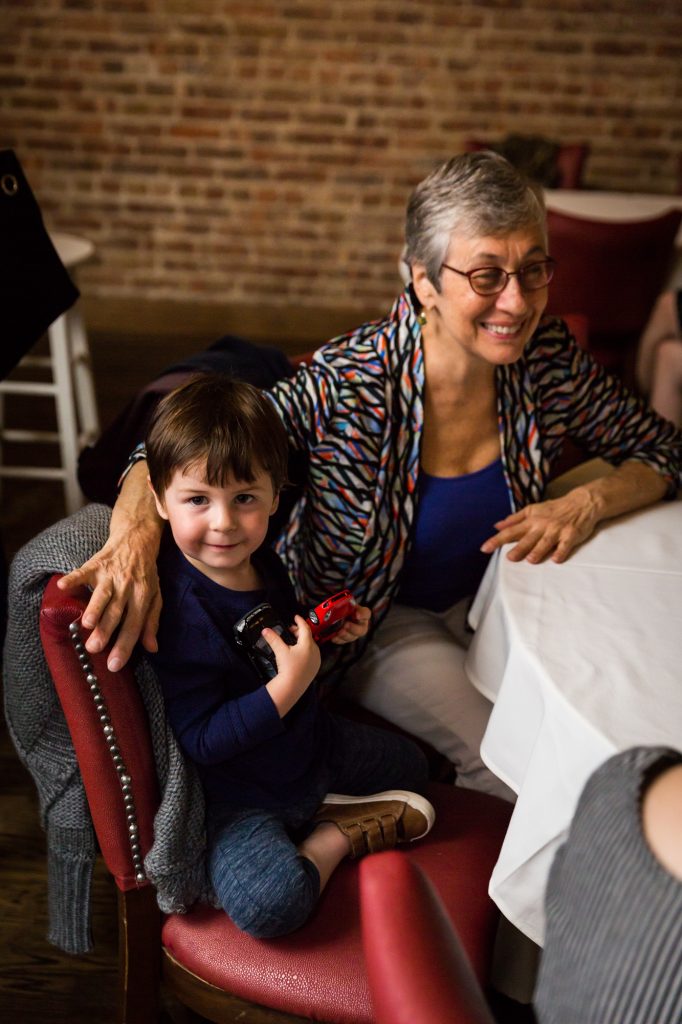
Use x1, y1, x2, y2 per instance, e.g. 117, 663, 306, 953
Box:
320, 789, 436, 840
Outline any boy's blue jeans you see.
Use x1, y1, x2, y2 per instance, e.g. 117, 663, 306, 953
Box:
206, 712, 429, 938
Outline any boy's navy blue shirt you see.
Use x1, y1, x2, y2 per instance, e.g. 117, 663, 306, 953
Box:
150, 531, 330, 811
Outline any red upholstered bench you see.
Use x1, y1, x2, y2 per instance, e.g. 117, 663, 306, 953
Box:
40, 573, 512, 1024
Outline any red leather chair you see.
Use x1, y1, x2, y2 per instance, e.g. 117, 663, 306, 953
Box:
545, 207, 682, 381
464, 138, 589, 190
39, 574, 512, 1024
554, 144, 590, 191
360, 852, 496, 1024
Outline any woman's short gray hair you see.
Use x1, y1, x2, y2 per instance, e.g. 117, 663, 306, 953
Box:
404, 151, 547, 288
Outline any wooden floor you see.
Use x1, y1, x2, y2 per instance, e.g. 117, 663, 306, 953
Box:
0, 315, 535, 1024
0, 722, 118, 1023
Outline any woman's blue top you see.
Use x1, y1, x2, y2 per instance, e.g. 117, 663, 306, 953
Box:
396, 458, 511, 613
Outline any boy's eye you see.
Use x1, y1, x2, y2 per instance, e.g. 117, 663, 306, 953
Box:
235, 493, 255, 505
188, 495, 208, 506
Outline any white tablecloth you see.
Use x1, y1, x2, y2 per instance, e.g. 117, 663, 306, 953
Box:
465, 497, 682, 946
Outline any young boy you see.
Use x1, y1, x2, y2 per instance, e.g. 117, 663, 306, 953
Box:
146, 373, 434, 939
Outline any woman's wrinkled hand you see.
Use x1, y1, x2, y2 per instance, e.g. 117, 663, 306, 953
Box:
57, 526, 162, 672
480, 488, 601, 564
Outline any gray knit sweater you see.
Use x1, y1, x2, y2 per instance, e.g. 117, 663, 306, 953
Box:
3, 503, 212, 954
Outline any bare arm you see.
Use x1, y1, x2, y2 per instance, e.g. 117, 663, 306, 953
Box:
635, 290, 680, 395
57, 460, 163, 670
641, 762, 682, 883
481, 460, 669, 564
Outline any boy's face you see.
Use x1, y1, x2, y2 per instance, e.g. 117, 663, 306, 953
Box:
151, 461, 279, 588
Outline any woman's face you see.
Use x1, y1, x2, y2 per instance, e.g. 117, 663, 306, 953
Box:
415, 226, 550, 367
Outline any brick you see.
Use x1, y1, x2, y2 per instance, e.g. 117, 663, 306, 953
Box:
5, 0, 680, 312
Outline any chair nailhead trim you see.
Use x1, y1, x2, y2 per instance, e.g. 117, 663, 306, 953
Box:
68, 618, 147, 883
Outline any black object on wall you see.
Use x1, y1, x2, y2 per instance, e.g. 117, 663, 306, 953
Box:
0, 148, 80, 380
0, 149, 80, 654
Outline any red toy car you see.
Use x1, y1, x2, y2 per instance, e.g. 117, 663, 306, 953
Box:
307, 590, 357, 642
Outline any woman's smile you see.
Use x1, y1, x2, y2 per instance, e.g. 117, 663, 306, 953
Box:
480, 319, 527, 338
415, 229, 549, 368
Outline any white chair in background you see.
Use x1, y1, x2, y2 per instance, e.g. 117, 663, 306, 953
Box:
0, 231, 100, 515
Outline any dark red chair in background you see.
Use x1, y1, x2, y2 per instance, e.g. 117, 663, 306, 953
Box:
553, 143, 590, 191
545, 207, 682, 382
39, 573, 512, 1024
464, 137, 589, 190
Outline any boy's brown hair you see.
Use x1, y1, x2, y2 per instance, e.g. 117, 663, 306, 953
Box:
146, 373, 289, 499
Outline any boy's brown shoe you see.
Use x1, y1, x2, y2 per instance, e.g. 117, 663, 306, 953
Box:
312, 790, 435, 859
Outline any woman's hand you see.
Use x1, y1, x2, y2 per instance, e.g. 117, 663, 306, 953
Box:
56, 460, 163, 671
330, 603, 372, 644
265, 616, 322, 717
480, 462, 669, 565
480, 488, 601, 564
58, 523, 163, 670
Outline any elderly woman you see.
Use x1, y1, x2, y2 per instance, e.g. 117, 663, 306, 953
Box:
60, 152, 680, 802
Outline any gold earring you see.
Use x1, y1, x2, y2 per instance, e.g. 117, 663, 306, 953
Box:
417, 309, 427, 326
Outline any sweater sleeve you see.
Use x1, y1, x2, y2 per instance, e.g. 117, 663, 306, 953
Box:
267, 343, 344, 453
531, 317, 682, 494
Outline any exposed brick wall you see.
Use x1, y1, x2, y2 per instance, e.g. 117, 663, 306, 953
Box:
2, 0, 681, 318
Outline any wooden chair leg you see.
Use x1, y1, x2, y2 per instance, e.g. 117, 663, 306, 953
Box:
117, 886, 162, 1024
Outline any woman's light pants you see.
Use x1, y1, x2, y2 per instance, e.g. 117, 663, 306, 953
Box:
342, 598, 515, 803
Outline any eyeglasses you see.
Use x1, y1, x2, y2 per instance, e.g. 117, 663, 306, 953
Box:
440, 258, 556, 296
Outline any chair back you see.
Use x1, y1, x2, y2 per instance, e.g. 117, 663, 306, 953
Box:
546, 206, 682, 381
545, 207, 682, 340
464, 137, 589, 189
554, 144, 590, 190
39, 574, 160, 892
360, 852, 496, 1024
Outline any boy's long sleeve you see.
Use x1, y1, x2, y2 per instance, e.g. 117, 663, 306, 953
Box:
151, 627, 284, 766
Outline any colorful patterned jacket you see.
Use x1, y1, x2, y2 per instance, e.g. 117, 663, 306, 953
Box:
269, 288, 680, 677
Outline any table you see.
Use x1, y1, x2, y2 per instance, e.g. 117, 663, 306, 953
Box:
464, 496, 682, 947
545, 189, 682, 288
51, 230, 95, 269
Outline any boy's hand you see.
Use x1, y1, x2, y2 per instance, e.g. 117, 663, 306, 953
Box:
331, 604, 371, 645
264, 615, 321, 717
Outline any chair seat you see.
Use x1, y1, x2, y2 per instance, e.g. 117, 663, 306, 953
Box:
161, 783, 512, 1023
